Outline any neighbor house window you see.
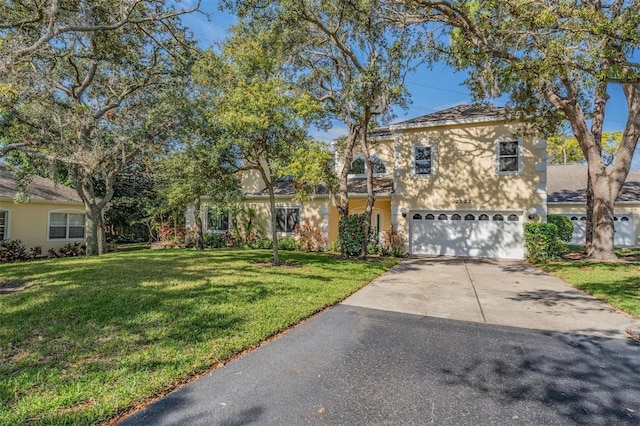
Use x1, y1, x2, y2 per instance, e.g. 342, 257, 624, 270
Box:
276, 207, 300, 233
49, 212, 85, 240
414, 145, 434, 176
207, 211, 229, 232
496, 138, 522, 174
0, 211, 7, 240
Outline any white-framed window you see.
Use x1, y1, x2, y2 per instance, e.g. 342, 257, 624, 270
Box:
48, 212, 85, 240
413, 142, 436, 177
276, 207, 300, 233
349, 156, 387, 176
495, 136, 523, 175
207, 210, 230, 232
0, 210, 8, 240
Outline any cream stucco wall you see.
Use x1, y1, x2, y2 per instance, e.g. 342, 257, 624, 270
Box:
548, 203, 640, 246
199, 197, 332, 244
391, 121, 547, 240
0, 199, 85, 252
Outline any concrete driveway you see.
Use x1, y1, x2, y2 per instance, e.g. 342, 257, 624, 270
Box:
120, 257, 640, 425
343, 257, 640, 339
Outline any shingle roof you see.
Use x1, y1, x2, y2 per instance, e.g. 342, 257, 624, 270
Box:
391, 104, 506, 128
246, 177, 394, 197
547, 164, 640, 203
0, 164, 83, 204
368, 127, 392, 140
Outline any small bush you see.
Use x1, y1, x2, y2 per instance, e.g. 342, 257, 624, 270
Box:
255, 237, 273, 250
277, 236, 299, 251
339, 214, 366, 257
381, 227, 406, 257
0, 240, 29, 263
524, 222, 567, 263
29, 246, 42, 258
294, 220, 327, 252
47, 242, 86, 258
329, 240, 341, 253
547, 215, 574, 243
203, 233, 226, 249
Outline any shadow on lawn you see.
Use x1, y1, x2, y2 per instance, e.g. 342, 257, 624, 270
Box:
0, 249, 396, 424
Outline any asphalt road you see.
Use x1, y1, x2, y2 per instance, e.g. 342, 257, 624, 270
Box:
120, 303, 640, 425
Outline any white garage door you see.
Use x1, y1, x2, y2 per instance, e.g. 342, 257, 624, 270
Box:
410, 212, 525, 259
567, 214, 636, 246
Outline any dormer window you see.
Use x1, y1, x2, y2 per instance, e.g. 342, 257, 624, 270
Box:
349, 156, 387, 176
350, 157, 365, 175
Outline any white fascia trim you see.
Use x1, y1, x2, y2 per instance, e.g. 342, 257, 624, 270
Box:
347, 193, 393, 198
0, 197, 84, 206
389, 115, 506, 132
548, 201, 640, 205
408, 208, 525, 213
367, 135, 393, 142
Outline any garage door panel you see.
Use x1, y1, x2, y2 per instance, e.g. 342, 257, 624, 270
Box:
567, 215, 636, 247
411, 214, 524, 259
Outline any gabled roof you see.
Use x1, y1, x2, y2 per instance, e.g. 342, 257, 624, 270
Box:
390, 104, 506, 131
245, 177, 394, 197
547, 164, 640, 203
365, 105, 507, 138
0, 164, 83, 204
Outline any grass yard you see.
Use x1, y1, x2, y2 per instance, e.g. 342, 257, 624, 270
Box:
0, 249, 399, 425
543, 247, 640, 319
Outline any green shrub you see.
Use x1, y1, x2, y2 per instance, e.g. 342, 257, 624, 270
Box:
277, 236, 299, 251
203, 233, 226, 248
339, 214, 366, 257
0, 240, 29, 263
524, 222, 567, 263
255, 237, 273, 250
329, 240, 341, 253
547, 215, 574, 243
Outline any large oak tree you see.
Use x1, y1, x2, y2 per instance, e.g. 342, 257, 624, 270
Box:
0, 1, 199, 255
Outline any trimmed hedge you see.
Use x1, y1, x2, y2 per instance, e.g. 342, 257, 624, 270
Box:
524, 222, 567, 263
547, 215, 574, 243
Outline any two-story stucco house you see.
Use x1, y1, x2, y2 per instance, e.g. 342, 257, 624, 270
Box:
196, 105, 548, 259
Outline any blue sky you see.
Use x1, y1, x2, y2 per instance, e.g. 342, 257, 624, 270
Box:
179, 3, 635, 147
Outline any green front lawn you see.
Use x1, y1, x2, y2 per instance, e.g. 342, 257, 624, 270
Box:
542, 248, 640, 319
0, 249, 398, 425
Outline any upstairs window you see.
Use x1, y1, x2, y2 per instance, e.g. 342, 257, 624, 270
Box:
414, 146, 433, 176
350, 157, 365, 175
49, 212, 85, 240
349, 156, 387, 175
276, 207, 300, 233
496, 138, 522, 174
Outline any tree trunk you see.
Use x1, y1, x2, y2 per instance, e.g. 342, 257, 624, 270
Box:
257, 164, 281, 266
585, 172, 594, 256
72, 169, 115, 256
194, 198, 204, 251
335, 125, 361, 257
588, 165, 617, 260
84, 204, 101, 256
586, 83, 608, 256
359, 114, 375, 259
267, 182, 280, 266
